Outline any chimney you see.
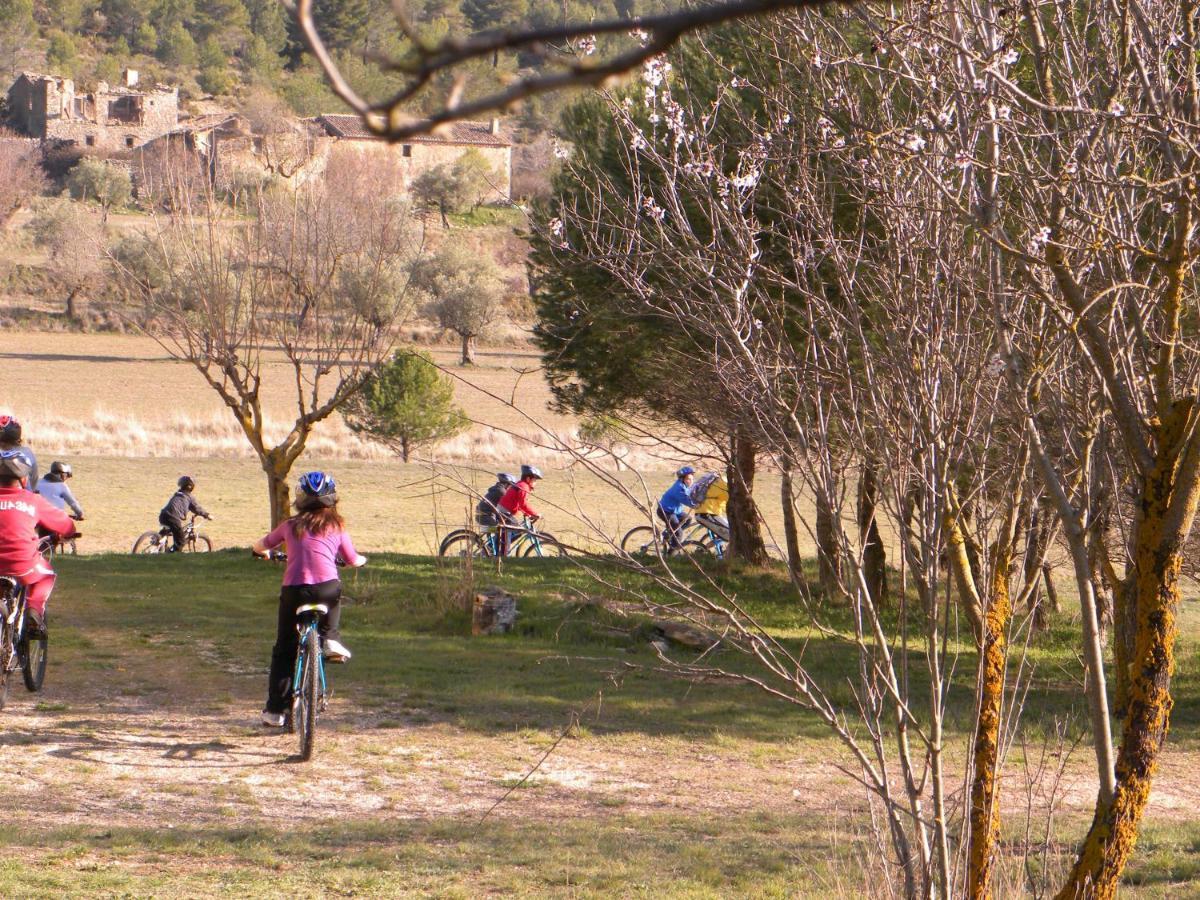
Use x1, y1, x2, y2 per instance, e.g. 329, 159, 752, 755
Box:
489, 117, 501, 136
124, 68, 139, 88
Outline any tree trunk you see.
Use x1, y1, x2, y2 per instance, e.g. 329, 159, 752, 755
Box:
815, 487, 841, 595
727, 427, 768, 565
1023, 507, 1052, 631
967, 541, 1015, 900
1057, 409, 1198, 899
781, 464, 802, 580
65, 287, 81, 322
857, 459, 887, 607
1112, 576, 1136, 716
460, 333, 477, 366
265, 453, 293, 529
401, 437, 411, 463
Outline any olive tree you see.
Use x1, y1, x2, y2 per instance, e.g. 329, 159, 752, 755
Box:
412, 242, 504, 365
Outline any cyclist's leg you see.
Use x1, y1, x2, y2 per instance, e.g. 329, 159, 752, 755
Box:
160, 513, 185, 551
19, 564, 55, 633
265, 585, 303, 715
312, 579, 350, 659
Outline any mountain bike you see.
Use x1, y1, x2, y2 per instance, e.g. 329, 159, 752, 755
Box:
0, 576, 48, 710
43, 515, 83, 557
289, 602, 329, 761
132, 515, 213, 554
439, 516, 565, 559
620, 520, 710, 558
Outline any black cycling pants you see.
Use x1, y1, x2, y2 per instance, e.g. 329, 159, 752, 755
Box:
158, 512, 186, 550
265, 579, 342, 714
656, 507, 691, 551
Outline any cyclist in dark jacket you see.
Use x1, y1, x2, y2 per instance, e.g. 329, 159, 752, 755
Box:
476, 473, 517, 527
159, 475, 211, 551
0, 416, 39, 490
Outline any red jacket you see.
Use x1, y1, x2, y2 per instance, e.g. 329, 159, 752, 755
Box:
498, 479, 538, 519
0, 484, 77, 576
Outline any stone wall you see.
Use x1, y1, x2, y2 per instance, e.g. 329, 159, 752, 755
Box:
296, 137, 512, 199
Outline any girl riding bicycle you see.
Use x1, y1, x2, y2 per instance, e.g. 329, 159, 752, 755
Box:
253, 471, 366, 728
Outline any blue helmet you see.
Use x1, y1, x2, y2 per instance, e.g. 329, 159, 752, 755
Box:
297, 471, 338, 509
0, 448, 33, 479
677, 465, 695, 478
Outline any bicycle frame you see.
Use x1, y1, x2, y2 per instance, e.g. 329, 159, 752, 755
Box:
292, 618, 328, 701
483, 517, 546, 557
0, 579, 26, 672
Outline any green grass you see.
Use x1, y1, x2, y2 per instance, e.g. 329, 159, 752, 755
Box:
4, 552, 1197, 897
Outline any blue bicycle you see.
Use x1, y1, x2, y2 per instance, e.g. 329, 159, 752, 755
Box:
290, 602, 328, 761
439, 516, 565, 558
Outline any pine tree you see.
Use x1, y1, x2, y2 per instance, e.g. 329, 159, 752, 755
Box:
343, 350, 468, 462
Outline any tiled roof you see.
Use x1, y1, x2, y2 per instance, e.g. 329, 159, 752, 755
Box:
316, 114, 511, 147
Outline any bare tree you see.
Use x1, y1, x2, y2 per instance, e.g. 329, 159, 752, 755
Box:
0, 136, 45, 226
113, 150, 420, 525
28, 201, 104, 322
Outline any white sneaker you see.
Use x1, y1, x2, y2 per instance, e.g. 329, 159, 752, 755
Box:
323, 639, 352, 662
261, 710, 286, 727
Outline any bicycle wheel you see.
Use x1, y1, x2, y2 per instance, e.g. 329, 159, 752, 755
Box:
522, 534, 565, 557
679, 540, 713, 557
0, 626, 11, 711
186, 535, 213, 553
296, 628, 320, 761
133, 531, 163, 554
21, 632, 46, 692
620, 525, 659, 556
439, 530, 485, 558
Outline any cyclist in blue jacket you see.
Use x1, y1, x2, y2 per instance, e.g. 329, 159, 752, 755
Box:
657, 465, 697, 552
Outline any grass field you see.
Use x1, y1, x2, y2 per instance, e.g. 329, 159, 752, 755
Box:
0, 553, 1195, 896
0, 330, 789, 555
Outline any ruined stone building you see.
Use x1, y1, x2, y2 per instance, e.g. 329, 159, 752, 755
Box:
312, 114, 512, 199
6, 70, 179, 152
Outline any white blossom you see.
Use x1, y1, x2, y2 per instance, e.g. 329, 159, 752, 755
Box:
730, 75, 749, 89
630, 28, 649, 45
1026, 225, 1052, 254
642, 57, 672, 87
812, 52, 823, 69
905, 133, 926, 152
577, 35, 596, 56
729, 171, 760, 189
642, 195, 666, 222
1111, 102, 1126, 117
996, 104, 1012, 121
954, 152, 971, 169
552, 140, 570, 160
630, 131, 648, 151
936, 108, 954, 127
985, 353, 1007, 377
1002, 48, 1020, 66
1163, 201, 1176, 214
548, 217, 564, 237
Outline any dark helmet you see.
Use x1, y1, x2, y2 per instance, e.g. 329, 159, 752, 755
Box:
50, 461, 72, 477
0, 415, 21, 444
178, 475, 195, 491
520, 464, 543, 480
0, 448, 33, 480
296, 471, 337, 509
497, 472, 517, 484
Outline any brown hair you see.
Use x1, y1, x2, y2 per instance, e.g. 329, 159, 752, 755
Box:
290, 506, 345, 538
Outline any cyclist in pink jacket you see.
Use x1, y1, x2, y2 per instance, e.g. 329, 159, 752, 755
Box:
252, 471, 366, 728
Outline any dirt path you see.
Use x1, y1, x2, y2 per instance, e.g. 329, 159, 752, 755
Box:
1, 612, 1196, 839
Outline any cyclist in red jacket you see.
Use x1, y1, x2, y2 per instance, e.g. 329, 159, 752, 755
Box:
497, 464, 543, 554
0, 449, 77, 635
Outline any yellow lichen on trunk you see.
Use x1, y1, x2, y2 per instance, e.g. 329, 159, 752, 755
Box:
1057, 404, 1193, 899
966, 541, 1014, 900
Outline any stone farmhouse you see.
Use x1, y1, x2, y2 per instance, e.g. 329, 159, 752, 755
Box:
4, 70, 514, 201
312, 114, 513, 200
6, 69, 179, 152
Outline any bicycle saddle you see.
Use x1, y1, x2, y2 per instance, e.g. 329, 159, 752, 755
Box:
295, 603, 329, 616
